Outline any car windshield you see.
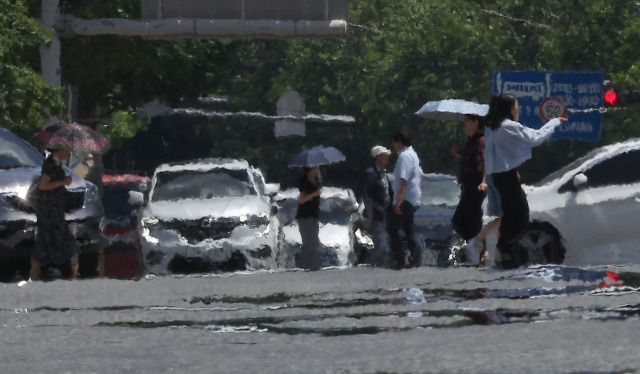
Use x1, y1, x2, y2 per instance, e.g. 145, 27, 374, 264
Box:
534, 146, 611, 186
0, 128, 44, 169
152, 168, 256, 201
421, 178, 459, 207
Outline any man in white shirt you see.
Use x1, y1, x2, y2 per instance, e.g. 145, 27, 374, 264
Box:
389, 130, 422, 269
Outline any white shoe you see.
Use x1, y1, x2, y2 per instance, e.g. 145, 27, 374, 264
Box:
464, 239, 482, 266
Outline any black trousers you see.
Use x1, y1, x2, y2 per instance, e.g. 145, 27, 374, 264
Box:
492, 168, 529, 254
387, 201, 419, 269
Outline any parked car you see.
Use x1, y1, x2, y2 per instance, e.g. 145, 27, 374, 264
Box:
510, 138, 640, 267
0, 127, 105, 281
413, 173, 464, 266
274, 186, 365, 268
130, 158, 282, 275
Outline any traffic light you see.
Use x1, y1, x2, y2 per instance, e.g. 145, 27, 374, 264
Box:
613, 89, 640, 105
603, 80, 640, 106
604, 88, 618, 105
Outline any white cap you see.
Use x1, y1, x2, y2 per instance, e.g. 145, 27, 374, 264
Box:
370, 145, 391, 158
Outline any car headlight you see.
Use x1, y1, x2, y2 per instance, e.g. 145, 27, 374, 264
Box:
140, 218, 161, 245
141, 217, 159, 227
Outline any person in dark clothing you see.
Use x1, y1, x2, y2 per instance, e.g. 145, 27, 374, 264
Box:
30, 148, 79, 280
450, 114, 486, 264
296, 166, 323, 270
362, 145, 393, 267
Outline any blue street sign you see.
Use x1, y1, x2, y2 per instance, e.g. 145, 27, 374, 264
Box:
492, 70, 604, 141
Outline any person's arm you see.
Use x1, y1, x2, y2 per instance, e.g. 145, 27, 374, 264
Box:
451, 143, 462, 159
478, 136, 487, 191
39, 173, 72, 191
298, 187, 321, 204
394, 178, 408, 214
509, 117, 568, 147
478, 176, 488, 192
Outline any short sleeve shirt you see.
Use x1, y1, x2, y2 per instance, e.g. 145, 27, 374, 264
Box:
392, 146, 422, 206
296, 175, 320, 219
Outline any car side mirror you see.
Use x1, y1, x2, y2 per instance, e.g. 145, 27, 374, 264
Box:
572, 173, 588, 190
128, 190, 146, 207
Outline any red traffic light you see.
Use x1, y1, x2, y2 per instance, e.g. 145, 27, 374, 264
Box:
604, 89, 618, 105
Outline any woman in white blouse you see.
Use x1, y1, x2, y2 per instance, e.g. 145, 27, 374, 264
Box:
484, 93, 568, 268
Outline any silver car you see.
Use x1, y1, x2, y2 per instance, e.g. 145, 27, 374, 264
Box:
0, 127, 105, 281
273, 187, 363, 268
131, 158, 282, 275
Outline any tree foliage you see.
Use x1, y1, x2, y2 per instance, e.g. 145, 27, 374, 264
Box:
0, 0, 64, 139
7, 0, 640, 190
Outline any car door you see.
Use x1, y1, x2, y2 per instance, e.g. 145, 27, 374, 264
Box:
564, 148, 640, 263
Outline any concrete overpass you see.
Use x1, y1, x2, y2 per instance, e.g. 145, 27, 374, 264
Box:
55, 0, 349, 40
40, 0, 350, 125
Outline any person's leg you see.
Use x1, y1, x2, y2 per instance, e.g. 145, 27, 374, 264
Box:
387, 211, 405, 269
29, 257, 41, 281
475, 175, 502, 264
367, 219, 390, 267
493, 171, 515, 266
512, 186, 530, 238
493, 169, 529, 267
452, 182, 485, 241
475, 217, 502, 243
70, 254, 80, 278
451, 184, 472, 241
308, 218, 323, 270
402, 202, 420, 268
298, 218, 321, 270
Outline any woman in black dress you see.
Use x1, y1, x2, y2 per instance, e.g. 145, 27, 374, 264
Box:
30, 148, 79, 280
451, 114, 486, 264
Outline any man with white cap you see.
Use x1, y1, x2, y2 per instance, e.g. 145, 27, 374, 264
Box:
362, 145, 393, 267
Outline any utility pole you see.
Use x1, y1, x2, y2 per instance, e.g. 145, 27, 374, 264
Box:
40, 0, 62, 127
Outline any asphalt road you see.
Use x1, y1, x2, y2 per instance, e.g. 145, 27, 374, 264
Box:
1, 265, 639, 373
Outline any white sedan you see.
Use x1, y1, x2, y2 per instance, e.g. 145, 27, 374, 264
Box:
514, 138, 640, 266
273, 187, 362, 268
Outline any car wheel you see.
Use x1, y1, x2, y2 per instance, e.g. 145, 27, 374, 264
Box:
515, 221, 566, 265
0, 257, 30, 283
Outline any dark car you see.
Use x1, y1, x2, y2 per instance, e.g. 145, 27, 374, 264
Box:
0, 127, 106, 281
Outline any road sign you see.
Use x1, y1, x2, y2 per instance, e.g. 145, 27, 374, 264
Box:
492, 70, 604, 141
